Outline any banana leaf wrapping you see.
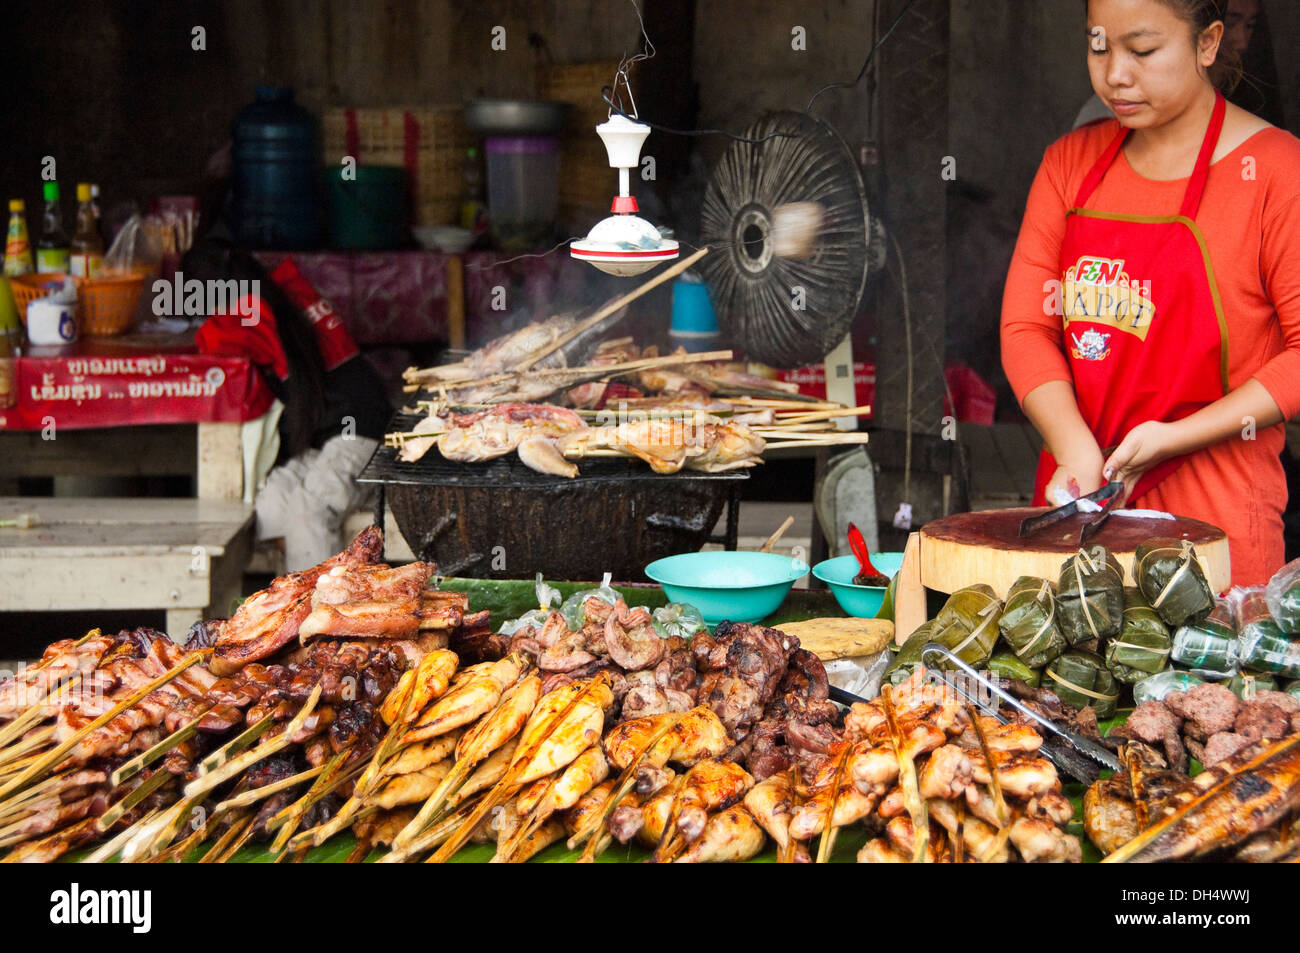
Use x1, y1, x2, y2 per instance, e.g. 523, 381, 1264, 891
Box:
1045, 648, 1119, 718
1264, 557, 1300, 634
886, 622, 935, 687
1235, 587, 1300, 678
997, 576, 1066, 669
1133, 669, 1205, 704
930, 585, 1002, 669
1170, 598, 1239, 679
1134, 538, 1214, 628
1057, 548, 1125, 645
1105, 587, 1172, 684
1225, 672, 1279, 700
987, 650, 1041, 688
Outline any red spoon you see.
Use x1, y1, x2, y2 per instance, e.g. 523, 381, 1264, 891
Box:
847, 522, 890, 587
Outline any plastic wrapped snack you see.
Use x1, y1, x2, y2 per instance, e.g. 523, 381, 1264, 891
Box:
987, 650, 1041, 688
998, 576, 1066, 669
1133, 538, 1214, 628
496, 608, 552, 637
1105, 588, 1173, 684
886, 622, 934, 687
1234, 586, 1300, 679
651, 602, 706, 640
559, 572, 620, 629
1170, 597, 1240, 680
1045, 648, 1119, 718
929, 585, 1002, 669
1265, 557, 1300, 634
1225, 672, 1279, 700
1133, 669, 1205, 704
1057, 548, 1125, 645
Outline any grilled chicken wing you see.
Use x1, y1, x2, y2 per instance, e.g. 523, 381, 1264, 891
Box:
511, 679, 614, 785
674, 806, 766, 862
379, 649, 459, 726
404, 654, 526, 743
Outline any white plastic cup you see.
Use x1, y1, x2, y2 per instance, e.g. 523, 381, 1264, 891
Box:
26, 296, 78, 346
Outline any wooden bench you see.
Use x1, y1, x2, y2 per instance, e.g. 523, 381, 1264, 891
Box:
0, 497, 254, 637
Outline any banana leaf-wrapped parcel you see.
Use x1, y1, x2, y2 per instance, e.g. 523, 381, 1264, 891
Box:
1171, 598, 1239, 679
1264, 557, 1300, 634
998, 576, 1067, 669
1225, 672, 1279, 700
929, 585, 1002, 669
886, 621, 935, 687
1133, 669, 1205, 704
1057, 548, 1125, 645
987, 650, 1041, 687
1105, 587, 1172, 684
1134, 538, 1215, 628
1235, 587, 1300, 679
1046, 648, 1119, 718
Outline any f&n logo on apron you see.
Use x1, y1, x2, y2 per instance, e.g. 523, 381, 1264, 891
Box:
1062, 254, 1157, 349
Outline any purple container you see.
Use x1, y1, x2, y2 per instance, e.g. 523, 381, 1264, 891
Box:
484, 136, 559, 249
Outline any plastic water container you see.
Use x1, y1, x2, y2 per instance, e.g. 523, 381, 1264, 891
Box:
670, 272, 720, 352
484, 136, 558, 249
231, 86, 321, 249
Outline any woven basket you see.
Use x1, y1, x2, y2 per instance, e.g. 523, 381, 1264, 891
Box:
322, 106, 471, 225
9, 271, 147, 337
539, 61, 634, 229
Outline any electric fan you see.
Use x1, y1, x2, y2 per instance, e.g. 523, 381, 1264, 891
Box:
698, 110, 876, 369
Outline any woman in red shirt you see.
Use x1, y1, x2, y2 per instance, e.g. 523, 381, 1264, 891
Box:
1001, 0, 1300, 585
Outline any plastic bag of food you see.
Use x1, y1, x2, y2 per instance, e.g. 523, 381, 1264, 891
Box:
1045, 648, 1119, 718
886, 621, 934, 687
1133, 669, 1204, 704
1265, 557, 1300, 634
1105, 587, 1172, 684
1169, 597, 1238, 679
1225, 672, 1279, 700
998, 576, 1066, 669
930, 585, 1002, 669
1057, 547, 1125, 645
651, 602, 706, 640
102, 214, 167, 276
1233, 586, 1300, 678
1133, 538, 1214, 628
535, 572, 561, 612
560, 572, 620, 629
496, 608, 551, 637
987, 650, 1041, 688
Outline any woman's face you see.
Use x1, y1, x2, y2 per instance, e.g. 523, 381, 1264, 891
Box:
1225, 0, 1260, 57
1086, 0, 1224, 129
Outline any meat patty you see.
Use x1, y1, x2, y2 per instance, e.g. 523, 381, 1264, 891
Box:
1166, 683, 1239, 737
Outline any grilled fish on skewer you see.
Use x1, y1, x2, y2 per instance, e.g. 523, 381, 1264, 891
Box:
404, 654, 526, 744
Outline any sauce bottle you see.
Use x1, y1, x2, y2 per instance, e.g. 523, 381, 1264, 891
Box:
70, 183, 103, 277
4, 200, 33, 276
36, 182, 70, 274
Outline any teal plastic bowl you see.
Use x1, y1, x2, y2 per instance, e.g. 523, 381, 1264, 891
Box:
811, 552, 905, 618
644, 551, 808, 625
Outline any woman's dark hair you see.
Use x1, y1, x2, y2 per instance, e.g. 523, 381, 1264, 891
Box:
182, 238, 328, 460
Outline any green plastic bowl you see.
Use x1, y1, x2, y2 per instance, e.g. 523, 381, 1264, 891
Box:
644, 551, 808, 625
811, 552, 905, 618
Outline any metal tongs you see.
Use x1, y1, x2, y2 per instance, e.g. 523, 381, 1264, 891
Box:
918, 643, 1122, 774
1018, 480, 1125, 545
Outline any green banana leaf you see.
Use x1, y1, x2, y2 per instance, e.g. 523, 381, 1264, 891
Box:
1134, 539, 1213, 628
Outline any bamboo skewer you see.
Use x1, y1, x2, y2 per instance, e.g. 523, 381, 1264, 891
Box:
0, 727, 53, 773
82, 807, 161, 863
515, 247, 709, 372
0, 651, 209, 800
95, 769, 173, 832
196, 712, 274, 776
112, 706, 212, 786
428, 675, 609, 864
182, 685, 322, 801
0, 674, 81, 752
213, 762, 328, 814
196, 812, 253, 864
378, 797, 482, 863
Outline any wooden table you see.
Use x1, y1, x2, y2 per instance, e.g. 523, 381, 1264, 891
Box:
0, 497, 254, 635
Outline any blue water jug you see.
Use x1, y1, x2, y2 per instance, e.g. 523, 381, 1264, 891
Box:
231, 86, 320, 249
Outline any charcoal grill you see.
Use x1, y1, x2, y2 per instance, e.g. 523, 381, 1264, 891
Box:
359, 413, 744, 580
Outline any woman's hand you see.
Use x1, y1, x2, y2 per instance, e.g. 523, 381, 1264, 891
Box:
1103, 420, 1180, 502
1045, 446, 1105, 505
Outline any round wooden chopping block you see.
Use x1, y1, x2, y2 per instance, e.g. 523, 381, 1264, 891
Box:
919, 508, 1231, 596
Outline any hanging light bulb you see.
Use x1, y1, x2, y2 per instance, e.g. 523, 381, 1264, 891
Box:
570, 114, 679, 276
